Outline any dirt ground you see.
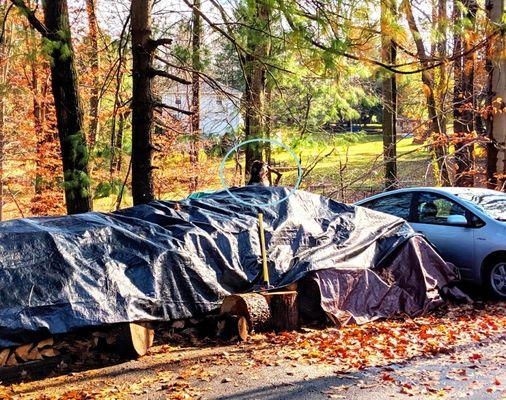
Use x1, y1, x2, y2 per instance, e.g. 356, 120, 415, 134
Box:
1, 301, 505, 400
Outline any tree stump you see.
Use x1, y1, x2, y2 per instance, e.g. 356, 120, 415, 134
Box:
262, 291, 298, 332
220, 293, 271, 334
116, 322, 154, 358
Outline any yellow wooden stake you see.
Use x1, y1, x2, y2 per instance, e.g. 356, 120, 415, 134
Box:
258, 212, 270, 286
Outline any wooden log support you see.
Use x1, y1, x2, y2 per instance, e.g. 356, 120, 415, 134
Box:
263, 291, 299, 332
220, 293, 271, 333
116, 322, 155, 358
220, 289, 299, 339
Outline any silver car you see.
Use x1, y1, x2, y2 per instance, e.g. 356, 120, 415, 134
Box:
356, 187, 506, 298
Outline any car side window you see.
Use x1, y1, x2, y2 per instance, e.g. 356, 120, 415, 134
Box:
362, 193, 414, 221
416, 193, 467, 225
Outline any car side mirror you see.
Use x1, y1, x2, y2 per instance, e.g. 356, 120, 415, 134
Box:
447, 215, 468, 226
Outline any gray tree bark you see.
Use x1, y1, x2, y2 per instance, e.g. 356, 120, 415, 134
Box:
190, 0, 201, 191
486, 0, 506, 190
404, 0, 451, 186
454, 0, 478, 187
13, 0, 93, 214
381, 0, 398, 190
85, 0, 100, 148
130, 0, 155, 205
244, 0, 270, 176
0, 11, 10, 221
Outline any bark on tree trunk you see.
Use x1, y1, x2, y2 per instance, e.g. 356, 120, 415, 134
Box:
0, 16, 9, 221
130, 0, 155, 205
44, 0, 92, 214
453, 0, 464, 176
85, 0, 100, 148
12, 0, 95, 214
244, 0, 270, 176
404, 0, 451, 185
454, 0, 478, 187
0, 88, 4, 223
190, 0, 201, 192
109, 67, 125, 178
220, 293, 272, 332
115, 110, 128, 172
435, 0, 451, 185
381, 0, 397, 191
265, 291, 298, 332
12, 0, 92, 214
265, 84, 272, 163
486, 0, 506, 190
31, 60, 44, 195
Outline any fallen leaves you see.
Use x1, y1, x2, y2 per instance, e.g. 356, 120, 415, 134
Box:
245, 302, 506, 372
0, 302, 504, 399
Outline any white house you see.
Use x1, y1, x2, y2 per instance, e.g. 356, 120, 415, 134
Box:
161, 81, 243, 136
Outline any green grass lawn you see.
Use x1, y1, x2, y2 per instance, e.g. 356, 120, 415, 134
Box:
258, 133, 433, 198
93, 132, 433, 213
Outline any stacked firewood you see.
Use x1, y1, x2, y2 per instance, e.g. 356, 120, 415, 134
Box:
0, 338, 57, 367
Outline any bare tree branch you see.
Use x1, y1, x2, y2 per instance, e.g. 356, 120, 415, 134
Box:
10, 0, 49, 38
153, 101, 194, 115
149, 68, 191, 84
147, 37, 172, 50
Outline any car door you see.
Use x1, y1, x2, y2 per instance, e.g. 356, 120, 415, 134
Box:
411, 192, 475, 278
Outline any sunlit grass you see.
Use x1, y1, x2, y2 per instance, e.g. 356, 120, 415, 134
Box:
92, 132, 431, 213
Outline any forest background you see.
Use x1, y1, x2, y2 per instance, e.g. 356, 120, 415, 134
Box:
0, 0, 504, 220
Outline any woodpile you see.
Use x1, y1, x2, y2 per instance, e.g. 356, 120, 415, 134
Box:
0, 321, 155, 378
0, 288, 299, 376
0, 338, 57, 367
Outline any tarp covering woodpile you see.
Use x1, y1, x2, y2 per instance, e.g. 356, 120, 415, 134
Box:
0, 186, 465, 347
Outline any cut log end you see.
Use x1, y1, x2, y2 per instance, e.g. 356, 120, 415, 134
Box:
220, 293, 271, 332
237, 316, 249, 341
116, 322, 155, 358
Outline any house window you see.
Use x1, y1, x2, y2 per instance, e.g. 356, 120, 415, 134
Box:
175, 95, 181, 105
216, 96, 223, 106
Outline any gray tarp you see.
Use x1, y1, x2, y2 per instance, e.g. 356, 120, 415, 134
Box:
0, 186, 463, 347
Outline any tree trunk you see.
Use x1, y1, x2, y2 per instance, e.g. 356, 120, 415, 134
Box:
130, 0, 155, 205
0, 94, 4, 222
486, 0, 506, 190
453, 0, 464, 175
404, 0, 450, 185
85, 0, 100, 148
244, 0, 270, 176
454, 0, 478, 187
0, 16, 9, 221
16, 0, 94, 215
31, 60, 44, 195
265, 83, 272, 163
115, 110, 128, 172
435, 0, 451, 185
190, 0, 201, 192
381, 0, 397, 190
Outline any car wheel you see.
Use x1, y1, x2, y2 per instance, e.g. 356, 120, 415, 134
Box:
486, 259, 506, 299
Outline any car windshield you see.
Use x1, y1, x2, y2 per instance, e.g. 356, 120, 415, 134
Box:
455, 192, 506, 221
